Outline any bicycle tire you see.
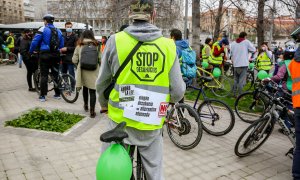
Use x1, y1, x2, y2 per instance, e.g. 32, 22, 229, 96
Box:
136, 149, 147, 180
235, 91, 268, 123
9, 53, 18, 65
33, 69, 54, 94
60, 74, 79, 103
166, 103, 203, 150
198, 99, 235, 136
242, 71, 254, 92
211, 75, 233, 97
33, 69, 41, 94
234, 115, 274, 157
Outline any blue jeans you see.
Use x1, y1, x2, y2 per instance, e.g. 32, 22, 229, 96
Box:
293, 108, 300, 179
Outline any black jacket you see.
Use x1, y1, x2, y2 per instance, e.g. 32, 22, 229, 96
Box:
62, 33, 77, 64
20, 37, 32, 60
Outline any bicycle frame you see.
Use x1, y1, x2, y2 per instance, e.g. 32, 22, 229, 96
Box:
197, 66, 222, 88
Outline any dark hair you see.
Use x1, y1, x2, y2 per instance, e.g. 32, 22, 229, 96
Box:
102, 36, 108, 40
284, 51, 295, 60
170, 28, 182, 41
24, 29, 31, 34
65, 22, 72, 27
119, 24, 129, 32
205, 38, 212, 44
239, 32, 247, 38
258, 42, 270, 54
77, 30, 98, 46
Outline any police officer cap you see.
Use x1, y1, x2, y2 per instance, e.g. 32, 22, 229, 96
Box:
43, 14, 55, 23
220, 38, 229, 45
129, 0, 154, 21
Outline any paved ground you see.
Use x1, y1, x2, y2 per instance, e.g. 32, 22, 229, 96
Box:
0, 65, 294, 180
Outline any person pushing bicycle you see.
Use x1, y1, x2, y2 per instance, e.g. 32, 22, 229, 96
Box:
96, 0, 185, 179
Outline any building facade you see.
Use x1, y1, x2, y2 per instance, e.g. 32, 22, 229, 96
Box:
0, 0, 25, 24
24, 0, 35, 22
46, 0, 183, 36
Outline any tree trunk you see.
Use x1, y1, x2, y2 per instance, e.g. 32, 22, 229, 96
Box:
257, 0, 265, 46
213, 0, 224, 41
192, 0, 201, 59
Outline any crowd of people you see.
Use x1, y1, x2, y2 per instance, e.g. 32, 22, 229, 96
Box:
0, 0, 299, 179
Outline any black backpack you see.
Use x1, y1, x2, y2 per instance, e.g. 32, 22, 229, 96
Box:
49, 27, 59, 52
80, 43, 99, 70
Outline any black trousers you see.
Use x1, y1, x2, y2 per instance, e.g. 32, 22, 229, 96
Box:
83, 86, 96, 108
23, 56, 38, 89
39, 52, 60, 97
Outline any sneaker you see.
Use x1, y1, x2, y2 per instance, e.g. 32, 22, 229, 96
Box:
39, 96, 46, 102
53, 95, 61, 100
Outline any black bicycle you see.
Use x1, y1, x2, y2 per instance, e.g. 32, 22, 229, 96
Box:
33, 66, 79, 103
234, 93, 295, 157
187, 76, 235, 136
165, 103, 203, 150
100, 122, 147, 180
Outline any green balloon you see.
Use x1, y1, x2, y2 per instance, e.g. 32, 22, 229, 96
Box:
249, 63, 254, 69
269, 72, 273, 78
213, 67, 221, 78
96, 144, 132, 180
202, 61, 209, 69
4, 48, 10, 53
257, 70, 268, 80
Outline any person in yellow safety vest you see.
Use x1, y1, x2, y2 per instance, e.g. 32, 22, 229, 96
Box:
289, 25, 300, 180
96, 0, 185, 179
209, 38, 229, 67
4, 31, 15, 53
256, 42, 273, 73
202, 37, 213, 63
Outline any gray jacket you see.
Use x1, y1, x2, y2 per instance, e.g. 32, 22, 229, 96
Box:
96, 21, 185, 147
96, 21, 185, 108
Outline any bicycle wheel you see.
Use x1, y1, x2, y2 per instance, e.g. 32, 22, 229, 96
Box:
136, 149, 147, 180
211, 75, 233, 97
235, 91, 268, 123
60, 74, 79, 103
33, 69, 41, 94
234, 115, 274, 157
242, 71, 254, 92
166, 103, 202, 150
8, 53, 18, 64
198, 99, 235, 136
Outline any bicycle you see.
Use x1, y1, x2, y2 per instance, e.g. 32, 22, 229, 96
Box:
98, 121, 146, 180
235, 80, 287, 123
234, 93, 295, 157
197, 66, 233, 97
165, 103, 203, 150
33, 66, 79, 103
187, 76, 235, 136
0, 50, 18, 65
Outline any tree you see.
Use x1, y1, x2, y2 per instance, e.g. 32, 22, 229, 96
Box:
213, 0, 225, 41
192, 0, 201, 58
256, 0, 266, 46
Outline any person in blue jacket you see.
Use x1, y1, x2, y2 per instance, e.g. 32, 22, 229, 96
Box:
29, 14, 64, 102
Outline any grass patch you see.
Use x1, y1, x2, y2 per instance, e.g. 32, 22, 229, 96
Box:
5, 108, 84, 133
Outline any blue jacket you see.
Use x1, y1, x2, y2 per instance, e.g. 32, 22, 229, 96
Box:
175, 40, 189, 59
29, 23, 64, 53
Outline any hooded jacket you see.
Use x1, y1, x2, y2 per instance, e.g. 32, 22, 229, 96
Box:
230, 38, 256, 67
96, 21, 186, 147
175, 40, 189, 59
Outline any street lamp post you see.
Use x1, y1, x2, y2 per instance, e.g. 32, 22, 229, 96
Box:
184, 0, 188, 39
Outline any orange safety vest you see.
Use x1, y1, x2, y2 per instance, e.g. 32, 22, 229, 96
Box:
288, 59, 300, 108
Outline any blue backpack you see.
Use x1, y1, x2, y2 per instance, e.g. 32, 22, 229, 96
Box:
180, 47, 197, 79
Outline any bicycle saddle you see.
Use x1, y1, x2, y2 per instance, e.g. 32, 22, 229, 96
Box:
100, 122, 128, 143
200, 76, 213, 82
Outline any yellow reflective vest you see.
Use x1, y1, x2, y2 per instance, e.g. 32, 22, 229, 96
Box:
108, 31, 176, 130
256, 52, 272, 70
6, 35, 14, 49
209, 42, 223, 65
202, 44, 210, 62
